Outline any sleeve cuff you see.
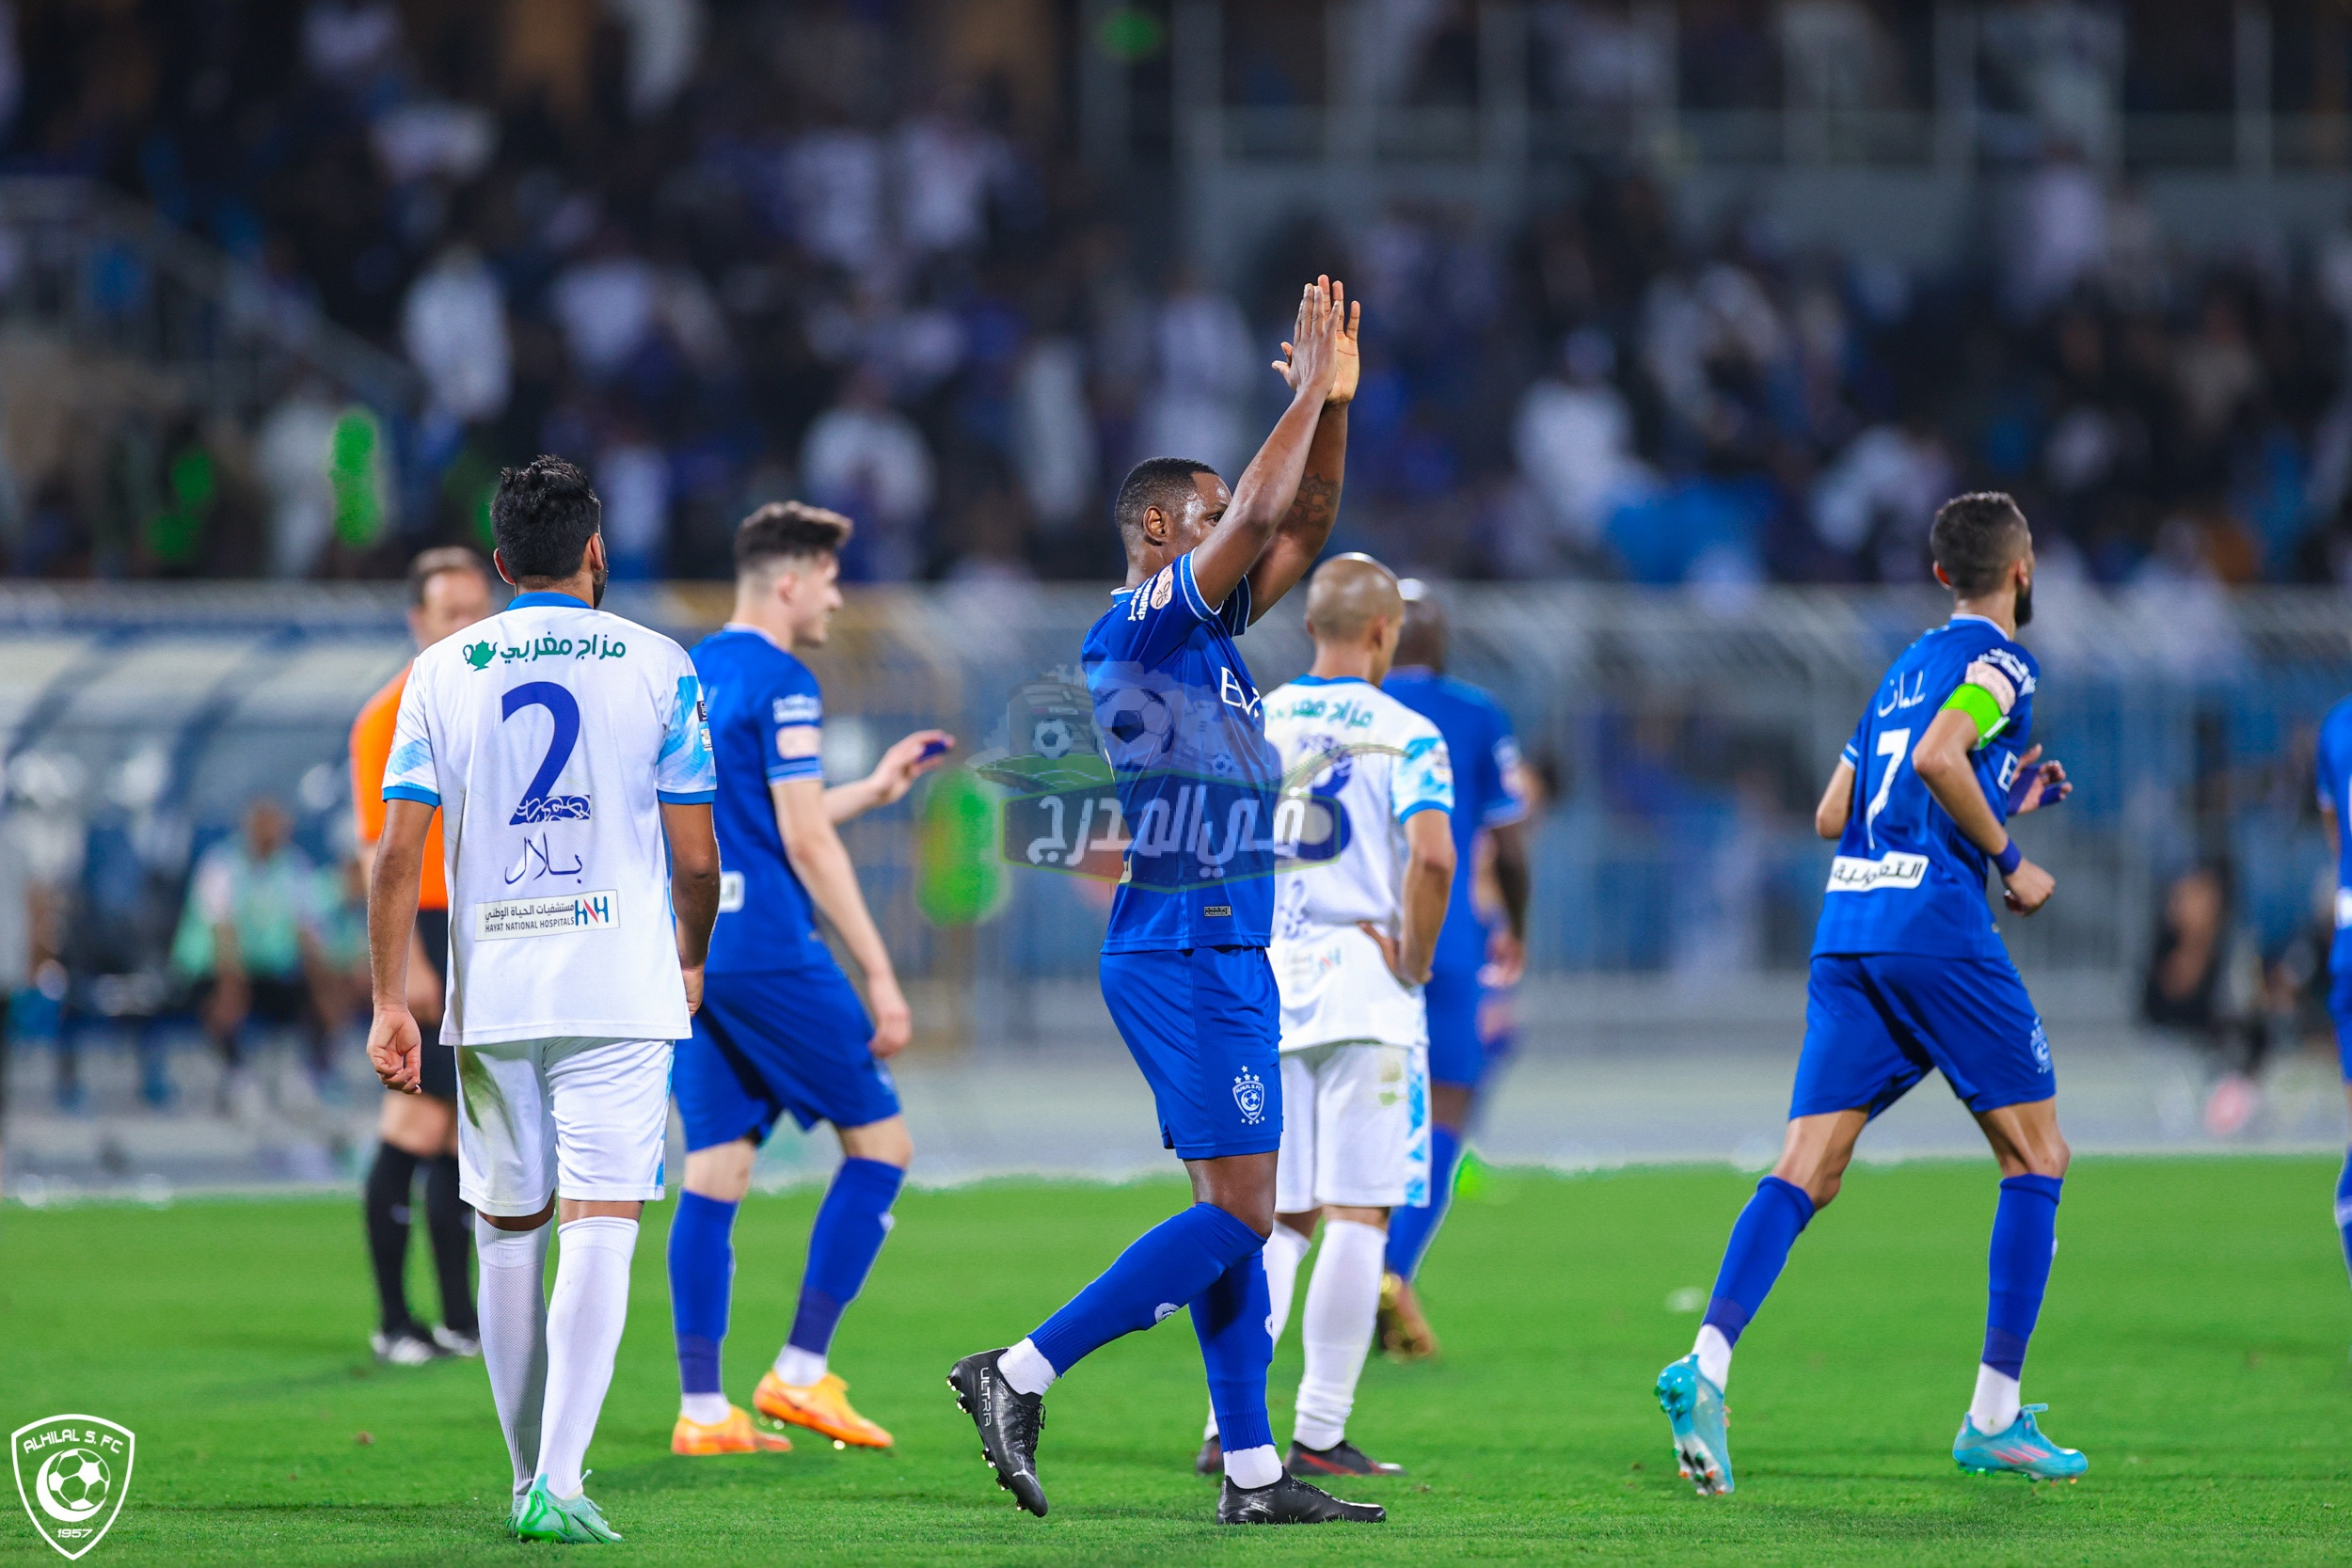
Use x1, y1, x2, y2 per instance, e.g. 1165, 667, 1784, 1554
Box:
1175, 553, 1213, 620
1398, 799, 1452, 822
657, 789, 717, 805
381, 784, 440, 807
765, 761, 823, 784
1482, 800, 1529, 828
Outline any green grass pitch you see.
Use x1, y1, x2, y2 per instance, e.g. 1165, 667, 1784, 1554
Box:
3, 1157, 2347, 1564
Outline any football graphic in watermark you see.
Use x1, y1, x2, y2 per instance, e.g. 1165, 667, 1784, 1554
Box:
13, 1416, 135, 1560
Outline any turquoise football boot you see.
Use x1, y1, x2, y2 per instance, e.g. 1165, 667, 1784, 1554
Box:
1953, 1404, 2087, 1481
513, 1476, 624, 1542
1655, 1354, 1733, 1496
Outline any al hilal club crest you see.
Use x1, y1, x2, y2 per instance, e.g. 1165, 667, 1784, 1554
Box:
1232, 1068, 1266, 1126
13, 1415, 134, 1560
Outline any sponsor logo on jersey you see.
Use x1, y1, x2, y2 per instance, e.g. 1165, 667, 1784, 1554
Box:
1150, 569, 1173, 610
772, 694, 822, 725
717, 870, 745, 913
476, 891, 619, 940
1826, 852, 1930, 892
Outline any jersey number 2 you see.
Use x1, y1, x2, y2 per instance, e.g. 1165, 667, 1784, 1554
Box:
1865, 728, 1910, 849
502, 682, 593, 824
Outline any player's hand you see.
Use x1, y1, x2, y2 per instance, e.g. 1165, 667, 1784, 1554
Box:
681, 961, 704, 1016
367, 1005, 422, 1094
1271, 277, 1345, 405
2002, 859, 2056, 916
1358, 921, 1430, 987
1481, 927, 1526, 989
1274, 278, 1359, 405
868, 730, 955, 807
2006, 745, 2071, 816
867, 974, 914, 1060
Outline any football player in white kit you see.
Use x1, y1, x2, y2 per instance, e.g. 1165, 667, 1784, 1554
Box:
366, 457, 722, 1544
1200, 553, 1454, 1481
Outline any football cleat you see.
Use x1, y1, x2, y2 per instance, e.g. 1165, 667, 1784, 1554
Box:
431, 1325, 481, 1358
1376, 1272, 1440, 1362
1216, 1470, 1386, 1524
1196, 1433, 1223, 1478
947, 1350, 1048, 1516
513, 1478, 622, 1543
671, 1404, 793, 1455
1656, 1354, 1733, 1497
1288, 1439, 1406, 1478
371, 1328, 446, 1367
1953, 1404, 2088, 1481
755, 1369, 893, 1449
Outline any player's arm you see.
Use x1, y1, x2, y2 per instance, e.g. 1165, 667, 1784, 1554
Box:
1485, 816, 1531, 982
825, 729, 955, 825
1912, 705, 2056, 915
1396, 807, 1457, 984
2326, 803, 2339, 860
1186, 278, 1346, 612
662, 801, 721, 1015
1242, 296, 1357, 620
364, 799, 433, 1093
774, 778, 914, 1058
1815, 759, 1855, 839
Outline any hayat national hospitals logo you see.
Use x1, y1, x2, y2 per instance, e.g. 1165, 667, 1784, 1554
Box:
13, 1416, 134, 1560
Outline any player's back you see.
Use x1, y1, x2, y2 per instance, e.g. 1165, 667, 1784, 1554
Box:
691, 626, 828, 974
1263, 676, 1452, 941
1382, 669, 1523, 975
384, 592, 715, 1045
1813, 614, 2038, 963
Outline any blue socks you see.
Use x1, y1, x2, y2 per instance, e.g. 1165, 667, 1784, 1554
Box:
1029, 1202, 1266, 1375
668, 1191, 739, 1397
1984, 1173, 2062, 1377
1385, 1123, 1461, 1281
1701, 1175, 1817, 1347
1191, 1249, 1277, 1454
789, 1157, 906, 1359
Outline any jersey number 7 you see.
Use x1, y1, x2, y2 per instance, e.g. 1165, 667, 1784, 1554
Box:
1866, 727, 1910, 850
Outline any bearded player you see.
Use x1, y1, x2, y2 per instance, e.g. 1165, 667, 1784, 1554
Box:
1655, 492, 2083, 1495
948, 277, 1385, 1526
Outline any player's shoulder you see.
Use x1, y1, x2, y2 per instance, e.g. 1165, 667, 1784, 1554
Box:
2321, 694, 2352, 751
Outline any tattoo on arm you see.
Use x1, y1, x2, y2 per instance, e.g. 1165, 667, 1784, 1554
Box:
1281, 475, 1339, 532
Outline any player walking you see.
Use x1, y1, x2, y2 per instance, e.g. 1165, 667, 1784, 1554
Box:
1656, 492, 2084, 1494
351, 546, 496, 1366
367, 458, 721, 1544
1197, 553, 1453, 1481
1375, 583, 1530, 1360
667, 501, 952, 1457
948, 277, 1384, 1526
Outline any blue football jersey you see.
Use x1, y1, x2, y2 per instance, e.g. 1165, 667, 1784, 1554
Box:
2313, 696, 2352, 975
1383, 668, 1527, 977
1083, 551, 1280, 955
692, 625, 829, 974
1812, 614, 2040, 961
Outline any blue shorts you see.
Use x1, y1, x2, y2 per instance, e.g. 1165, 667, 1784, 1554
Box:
2329, 969, 2352, 1081
676, 963, 900, 1152
1100, 945, 1282, 1160
1792, 953, 2055, 1120
1424, 967, 1486, 1088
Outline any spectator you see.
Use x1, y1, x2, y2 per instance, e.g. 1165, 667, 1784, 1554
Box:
2141, 862, 2271, 1137
548, 229, 659, 383
894, 99, 1009, 260
1010, 334, 1098, 533
1810, 416, 1955, 580
596, 421, 670, 579
1514, 327, 1651, 549
169, 798, 334, 1104
787, 122, 888, 276
604, 0, 706, 119
401, 244, 512, 426
801, 364, 934, 582
1138, 268, 1256, 479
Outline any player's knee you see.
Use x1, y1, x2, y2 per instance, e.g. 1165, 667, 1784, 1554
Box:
838, 1117, 912, 1168
684, 1139, 757, 1202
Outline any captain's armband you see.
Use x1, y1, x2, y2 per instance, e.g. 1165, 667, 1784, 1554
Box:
1941, 659, 2018, 748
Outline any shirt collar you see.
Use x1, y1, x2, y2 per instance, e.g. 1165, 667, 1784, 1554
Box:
723, 621, 788, 651
1948, 612, 2006, 633
508, 590, 590, 610
1290, 673, 1370, 688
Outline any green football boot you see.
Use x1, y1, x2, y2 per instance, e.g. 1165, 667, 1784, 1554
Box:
1655, 1354, 1733, 1497
1953, 1404, 2087, 1481
513, 1477, 624, 1543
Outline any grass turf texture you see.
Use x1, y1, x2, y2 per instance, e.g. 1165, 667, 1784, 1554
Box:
1, 1158, 2345, 1565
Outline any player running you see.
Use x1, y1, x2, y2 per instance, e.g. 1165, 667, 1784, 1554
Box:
1196, 553, 1452, 1481
1374, 583, 1530, 1360
667, 501, 952, 1458
948, 277, 1384, 1526
367, 457, 721, 1544
351, 546, 496, 1367
1655, 492, 2084, 1494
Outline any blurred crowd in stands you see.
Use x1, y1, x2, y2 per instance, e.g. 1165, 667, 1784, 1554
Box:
3, 1, 2352, 592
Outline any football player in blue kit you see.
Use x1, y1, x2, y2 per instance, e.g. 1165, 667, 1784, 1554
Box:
1656, 493, 2086, 1495
949, 277, 1386, 1526
2310, 688, 2352, 1300
1374, 584, 1530, 1360
667, 502, 953, 1458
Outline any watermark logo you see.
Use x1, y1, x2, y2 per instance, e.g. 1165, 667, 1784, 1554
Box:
13, 1415, 134, 1560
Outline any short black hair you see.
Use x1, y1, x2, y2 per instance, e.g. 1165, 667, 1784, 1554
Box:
405, 546, 489, 607
1930, 491, 2028, 598
490, 457, 601, 583
1114, 457, 1218, 544
735, 501, 853, 576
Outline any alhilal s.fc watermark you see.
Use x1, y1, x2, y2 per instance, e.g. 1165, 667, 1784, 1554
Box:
13, 1416, 134, 1560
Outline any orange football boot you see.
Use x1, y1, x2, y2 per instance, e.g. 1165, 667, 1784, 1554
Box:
671, 1404, 793, 1455
754, 1370, 893, 1449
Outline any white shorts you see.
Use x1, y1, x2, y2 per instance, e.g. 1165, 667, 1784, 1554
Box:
454, 1036, 673, 1217
1274, 925, 1427, 1053
1276, 1038, 1430, 1212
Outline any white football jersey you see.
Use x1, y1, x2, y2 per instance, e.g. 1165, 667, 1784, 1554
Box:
1263, 675, 1454, 940
384, 592, 716, 1046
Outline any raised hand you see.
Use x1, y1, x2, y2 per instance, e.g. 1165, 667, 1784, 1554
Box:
1270, 277, 1346, 405
869, 729, 956, 807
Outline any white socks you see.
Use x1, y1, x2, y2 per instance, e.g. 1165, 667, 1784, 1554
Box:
774, 1346, 827, 1387
536, 1216, 639, 1497
1293, 1219, 1385, 1452
999, 1338, 1057, 1396
1225, 1443, 1282, 1489
679, 1392, 730, 1425
1692, 1323, 1733, 1392
1204, 1221, 1314, 1441
474, 1216, 551, 1503
1969, 1364, 2022, 1434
